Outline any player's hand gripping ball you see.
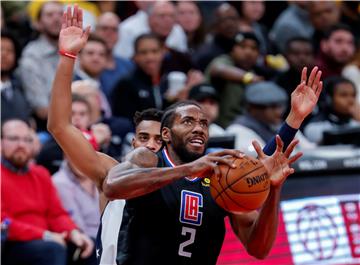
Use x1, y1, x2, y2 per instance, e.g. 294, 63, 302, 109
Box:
210, 155, 269, 213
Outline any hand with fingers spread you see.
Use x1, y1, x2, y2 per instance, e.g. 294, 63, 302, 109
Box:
253, 135, 302, 187
286, 66, 323, 129
187, 149, 244, 178
59, 5, 91, 55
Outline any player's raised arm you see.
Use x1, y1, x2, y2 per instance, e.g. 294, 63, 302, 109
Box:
47, 5, 115, 188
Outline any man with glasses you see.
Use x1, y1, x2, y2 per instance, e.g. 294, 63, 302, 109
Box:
95, 12, 134, 98
1, 119, 93, 265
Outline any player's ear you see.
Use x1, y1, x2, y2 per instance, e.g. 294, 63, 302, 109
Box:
131, 137, 136, 148
161, 127, 171, 144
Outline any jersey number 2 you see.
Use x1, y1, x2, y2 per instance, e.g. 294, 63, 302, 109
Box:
178, 227, 196, 258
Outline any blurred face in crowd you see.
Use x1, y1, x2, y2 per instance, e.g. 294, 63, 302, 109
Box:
286, 40, 314, 73
231, 39, 259, 70
1, 120, 34, 168
332, 82, 356, 116
149, 1, 176, 39
134, 37, 163, 77
241, 1, 265, 22
95, 12, 119, 51
135, 0, 154, 11
215, 4, 239, 39
251, 104, 285, 126
38, 2, 63, 39
72, 81, 101, 123
176, 2, 201, 34
309, 2, 340, 31
1, 37, 15, 74
132, 120, 162, 152
71, 101, 91, 130
321, 29, 355, 65
196, 98, 219, 124
79, 40, 107, 77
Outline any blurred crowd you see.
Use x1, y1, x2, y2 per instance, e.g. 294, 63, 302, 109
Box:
1, 1, 360, 264
2, 1, 360, 155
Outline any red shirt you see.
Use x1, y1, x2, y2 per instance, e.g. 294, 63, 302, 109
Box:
1, 163, 77, 241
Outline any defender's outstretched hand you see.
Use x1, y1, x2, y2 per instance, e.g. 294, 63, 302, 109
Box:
253, 135, 302, 187
286, 66, 323, 128
59, 5, 90, 54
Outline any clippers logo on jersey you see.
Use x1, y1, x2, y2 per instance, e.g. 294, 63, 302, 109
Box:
180, 190, 203, 226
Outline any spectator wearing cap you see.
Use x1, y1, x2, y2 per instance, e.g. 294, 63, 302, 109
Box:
227, 81, 314, 154
188, 83, 225, 137
206, 31, 274, 128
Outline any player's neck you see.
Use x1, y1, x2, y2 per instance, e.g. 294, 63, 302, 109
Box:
165, 145, 184, 166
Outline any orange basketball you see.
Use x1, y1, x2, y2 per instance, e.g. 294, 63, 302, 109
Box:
210, 155, 270, 213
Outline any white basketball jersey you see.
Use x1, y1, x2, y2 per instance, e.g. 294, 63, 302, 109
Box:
97, 199, 125, 265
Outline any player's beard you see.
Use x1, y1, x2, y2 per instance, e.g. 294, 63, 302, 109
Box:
170, 131, 206, 163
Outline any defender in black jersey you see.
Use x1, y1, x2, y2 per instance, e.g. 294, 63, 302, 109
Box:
50, 7, 323, 264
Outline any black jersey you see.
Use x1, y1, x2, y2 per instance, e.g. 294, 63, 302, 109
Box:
116, 148, 229, 265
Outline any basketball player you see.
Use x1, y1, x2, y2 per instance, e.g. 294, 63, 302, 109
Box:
48, 6, 323, 265
95, 108, 163, 264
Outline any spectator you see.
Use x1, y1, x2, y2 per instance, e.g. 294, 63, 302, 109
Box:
188, 83, 225, 137
304, 76, 360, 144
36, 93, 113, 175
340, 2, 360, 43
111, 34, 166, 120
1, 30, 31, 123
74, 34, 112, 117
342, 45, 360, 104
194, 3, 240, 71
237, 1, 270, 56
1, 119, 93, 265
18, 1, 63, 131
95, 12, 134, 97
270, 2, 313, 53
308, 1, 341, 52
175, 1, 205, 54
114, 0, 187, 59
316, 24, 356, 79
70, 94, 110, 151
275, 37, 315, 117
113, 0, 152, 58
206, 32, 274, 128
52, 156, 100, 265
72, 80, 134, 160
227, 82, 315, 154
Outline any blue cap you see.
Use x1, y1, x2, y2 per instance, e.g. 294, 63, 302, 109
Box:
245, 81, 288, 106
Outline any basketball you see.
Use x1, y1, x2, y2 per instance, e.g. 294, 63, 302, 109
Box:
209, 155, 270, 213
